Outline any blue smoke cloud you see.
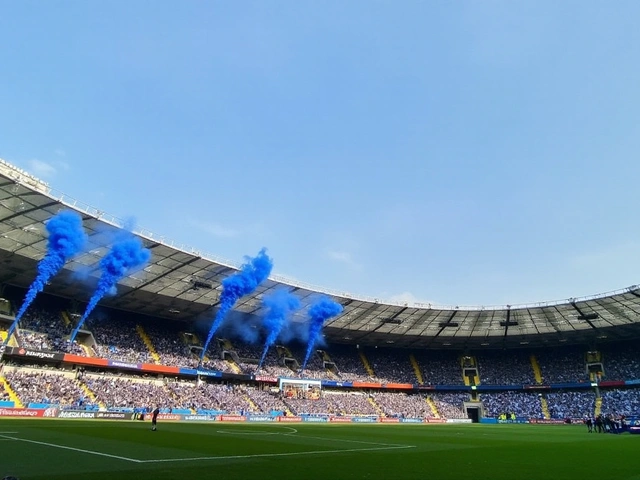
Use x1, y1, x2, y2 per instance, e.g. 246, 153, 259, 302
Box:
257, 289, 300, 370
300, 296, 343, 372
200, 248, 273, 363
71, 219, 137, 284
70, 235, 151, 342
7, 211, 87, 339
224, 311, 262, 345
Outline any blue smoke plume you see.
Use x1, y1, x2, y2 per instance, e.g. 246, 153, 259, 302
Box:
257, 289, 300, 370
300, 296, 343, 372
7, 211, 87, 339
200, 248, 273, 363
70, 235, 151, 342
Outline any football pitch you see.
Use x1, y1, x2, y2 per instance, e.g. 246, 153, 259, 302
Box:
0, 420, 637, 480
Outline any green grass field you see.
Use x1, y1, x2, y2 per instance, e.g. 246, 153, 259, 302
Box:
0, 420, 637, 480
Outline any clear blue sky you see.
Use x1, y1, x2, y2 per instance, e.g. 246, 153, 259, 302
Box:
1, 1, 639, 307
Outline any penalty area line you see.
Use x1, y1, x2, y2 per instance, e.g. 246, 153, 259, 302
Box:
138, 444, 416, 463
0, 434, 142, 463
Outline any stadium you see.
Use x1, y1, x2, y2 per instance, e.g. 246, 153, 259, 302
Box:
0, 158, 639, 480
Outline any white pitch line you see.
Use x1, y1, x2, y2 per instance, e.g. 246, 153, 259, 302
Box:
138, 444, 416, 463
0, 431, 18, 434
282, 433, 409, 447
0, 434, 142, 463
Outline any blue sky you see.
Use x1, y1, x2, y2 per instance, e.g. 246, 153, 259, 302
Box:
1, 1, 639, 307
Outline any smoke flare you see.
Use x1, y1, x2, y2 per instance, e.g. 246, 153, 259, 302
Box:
70, 235, 151, 342
300, 296, 343, 372
7, 211, 87, 339
200, 248, 273, 363
257, 288, 300, 370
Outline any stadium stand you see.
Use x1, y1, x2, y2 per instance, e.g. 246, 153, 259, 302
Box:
481, 391, 544, 418
536, 348, 589, 384
476, 351, 536, 385
545, 391, 595, 419
3, 294, 640, 421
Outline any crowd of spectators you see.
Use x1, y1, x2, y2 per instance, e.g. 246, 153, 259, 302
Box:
431, 392, 468, 418
546, 391, 595, 419
166, 382, 254, 413
371, 392, 433, 418
285, 392, 378, 416
537, 349, 589, 384
290, 347, 329, 379
477, 351, 536, 385
244, 387, 289, 413
88, 317, 153, 364
481, 391, 543, 418
415, 352, 463, 385
17, 307, 85, 355
83, 375, 169, 410
143, 323, 197, 368
4, 370, 86, 407
600, 345, 640, 381
10, 299, 640, 390
324, 347, 372, 382
599, 389, 640, 417
367, 349, 413, 383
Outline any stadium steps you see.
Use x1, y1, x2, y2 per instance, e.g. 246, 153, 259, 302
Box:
226, 359, 242, 374
0, 376, 24, 408
409, 354, 424, 385
594, 397, 602, 418
135, 325, 161, 364
77, 380, 105, 410
358, 351, 375, 377
243, 394, 259, 412
61, 311, 72, 328
325, 369, 338, 379
540, 397, 550, 419
80, 344, 94, 357
425, 396, 440, 418
282, 399, 297, 416
530, 355, 544, 384
367, 396, 385, 417
1, 329, 18, 347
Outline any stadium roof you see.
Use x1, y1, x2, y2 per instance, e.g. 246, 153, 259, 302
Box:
1, 158, 639, 350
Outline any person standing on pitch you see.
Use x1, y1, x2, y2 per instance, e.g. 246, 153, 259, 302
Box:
151, 406, 160, 431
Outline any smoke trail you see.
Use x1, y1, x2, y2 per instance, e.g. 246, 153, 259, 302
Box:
69, 236, 151, 342
7, 211, 87, 338
300, 296, 343, 372
200, 248, 273, 363
257, 289, 300, 370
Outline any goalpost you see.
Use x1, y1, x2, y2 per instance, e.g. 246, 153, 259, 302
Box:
279, 378, 322, 400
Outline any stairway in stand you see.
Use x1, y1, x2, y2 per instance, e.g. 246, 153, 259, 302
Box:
409, 354, 424, 384
358, 350, 375, 377
77, 380, 106, 410
0, 376, 24, 408
136, 325, 161, 364
367, 396, 385, 417
530, 355, 544, 384
594, 397, 602, 418
540, 397, 550, 419
426, 396, 440, 418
